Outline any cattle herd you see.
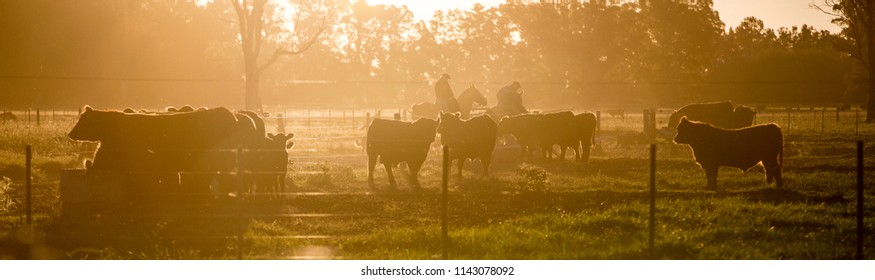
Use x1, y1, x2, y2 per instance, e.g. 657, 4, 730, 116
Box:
68, 106, 294, 195
66, 100, 783, 196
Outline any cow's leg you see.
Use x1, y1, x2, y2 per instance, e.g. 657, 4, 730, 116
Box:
367, 155, 377, 188
763, 158, 783, 189
559, 145, 569, 161
408, 160, 423, 188
581, 142, 591, 162
481, 155, 492, 176
385, 163, 397, 189
519, 145, 528, 161
457, 158, 466, 180
704, 165, 718, 190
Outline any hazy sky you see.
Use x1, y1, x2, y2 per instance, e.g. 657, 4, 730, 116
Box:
366, 0, 841, 33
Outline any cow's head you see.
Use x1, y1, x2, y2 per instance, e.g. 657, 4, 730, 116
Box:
68, 106, 110, 142
673, 117, 699, 144
267, 133, 295, 150
437, 112, 462, 134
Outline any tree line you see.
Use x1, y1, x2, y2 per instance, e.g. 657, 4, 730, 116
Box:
0, 0, 857, 110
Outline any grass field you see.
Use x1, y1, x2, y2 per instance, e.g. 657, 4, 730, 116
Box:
0, 108, 873, 259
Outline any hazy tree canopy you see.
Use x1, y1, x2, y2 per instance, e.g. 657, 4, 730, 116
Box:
0, 0, 853, 109
816, 0, 873, 120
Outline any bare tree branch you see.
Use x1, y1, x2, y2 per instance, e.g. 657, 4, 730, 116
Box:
258, 15, 328, 74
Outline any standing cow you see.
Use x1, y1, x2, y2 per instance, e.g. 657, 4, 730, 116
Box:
497, 114, 542, 161
68, 106, 246, 193
366, 118, 438, 188
539, 111, 576, 160
438, 113, 497, 179
237, 110, 294, 194
673, 117, 783, 190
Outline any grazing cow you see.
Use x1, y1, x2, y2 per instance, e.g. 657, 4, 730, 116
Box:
673, 117, 783, 190
366, 118, 438, 188
68, 106, 247, 193
667, 101, 755, 129
572, 112, 597, 162
438, 113, 497, 179
497, 114, 542, 161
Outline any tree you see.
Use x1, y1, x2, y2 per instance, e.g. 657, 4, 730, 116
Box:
231, 0, 331, 111
817, 0, 875, 121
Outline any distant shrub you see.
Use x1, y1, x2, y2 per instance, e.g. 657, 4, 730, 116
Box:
0, 176, 16, 214
516, 164, 550, 192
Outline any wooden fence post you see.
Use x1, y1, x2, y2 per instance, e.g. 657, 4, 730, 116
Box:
857, 141, 865, 260
596, 111, 601, 131
236, 145, 244, 260
25, 145, 32, 225
442, 145, 450, 260
649, 144, 656, 258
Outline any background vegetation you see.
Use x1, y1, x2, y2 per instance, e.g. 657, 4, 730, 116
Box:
0, 0, 858, 109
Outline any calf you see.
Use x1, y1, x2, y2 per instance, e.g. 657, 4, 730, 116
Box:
438, 113, 497, 179
674, 117, 783, 189
366, 118, 438, 188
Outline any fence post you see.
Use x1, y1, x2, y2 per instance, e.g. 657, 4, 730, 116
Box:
236, 145, 244, 260
442, 145, 450, 260
821, 108, 825, 133
649, 144, 656, 258
856, 108, 860, 135
277, 113, 286, 134
857, 141, 865, 260
25, 145, 32, 225
596, 111, 601, 131
365, 112, 371, 129
36, 109, 40, 126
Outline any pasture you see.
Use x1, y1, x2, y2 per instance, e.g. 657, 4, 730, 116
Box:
0, 107, 873, 259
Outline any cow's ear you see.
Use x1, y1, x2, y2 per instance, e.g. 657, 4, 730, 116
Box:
680, 117, 689, 124
285, 133, 294, 139
267, 133, 276, 138
285, 141, 295, 149
453, 112, 461, 118
84, 106, 93, 112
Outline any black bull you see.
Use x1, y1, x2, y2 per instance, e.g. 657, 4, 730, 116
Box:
674, 117, 783, 189
68, 106, 292, 193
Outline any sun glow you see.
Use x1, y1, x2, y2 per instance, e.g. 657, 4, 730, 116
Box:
363, 0, 504, 21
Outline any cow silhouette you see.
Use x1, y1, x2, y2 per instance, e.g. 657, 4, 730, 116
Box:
674, 117, 783, 190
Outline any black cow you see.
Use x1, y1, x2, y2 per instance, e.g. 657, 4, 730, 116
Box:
367, 118, 438, 188
667, 101, 755, 129
68, 106, 247, 193
236, 110, 294, 194
539, 111, 577, 160
674, 117, 783, 190
497, 114, 541, 161
438, 113, 497, 179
